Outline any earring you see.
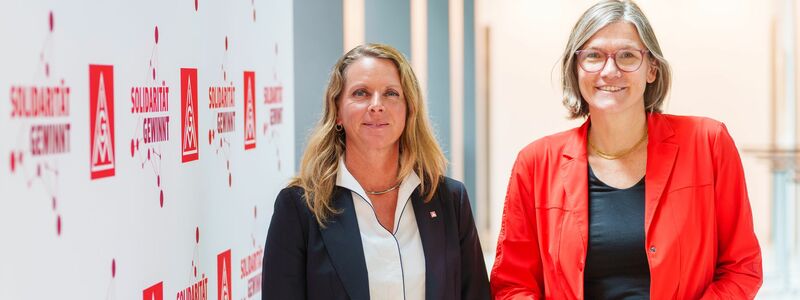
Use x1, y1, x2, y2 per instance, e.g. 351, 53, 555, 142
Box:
335, 124, 343, 132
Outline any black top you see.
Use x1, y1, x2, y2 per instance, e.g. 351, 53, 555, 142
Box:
584, 165, 651, 299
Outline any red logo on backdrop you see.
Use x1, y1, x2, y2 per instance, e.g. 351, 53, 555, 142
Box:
244, 71, 256, 150
89, 64, 116, 179
218, 249, 232, 300
181, 68, 199, 162
143, 281, 163, 300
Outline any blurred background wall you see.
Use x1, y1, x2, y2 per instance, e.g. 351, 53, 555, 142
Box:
3, 0, 798, 298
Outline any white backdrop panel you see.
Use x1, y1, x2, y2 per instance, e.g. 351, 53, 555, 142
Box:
0, 0, 294, 299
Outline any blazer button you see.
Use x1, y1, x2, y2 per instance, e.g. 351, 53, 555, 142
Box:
649, 246, 657, 253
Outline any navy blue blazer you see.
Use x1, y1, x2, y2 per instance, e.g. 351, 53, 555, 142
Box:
261, 177, 490, 300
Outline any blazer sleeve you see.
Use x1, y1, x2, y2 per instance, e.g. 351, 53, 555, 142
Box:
262, 188, 308, 300
453, 181, 492, 299
490, 150, 544, 299
700, 123, 763, 299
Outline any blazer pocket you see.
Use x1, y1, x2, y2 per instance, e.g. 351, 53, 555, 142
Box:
662, 183, 714, 237
664, 183, 713, 209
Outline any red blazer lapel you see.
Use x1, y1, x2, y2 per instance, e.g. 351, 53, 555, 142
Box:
644, 113, 679, 235
560, 119, 589, 224
558, 120, 590, 298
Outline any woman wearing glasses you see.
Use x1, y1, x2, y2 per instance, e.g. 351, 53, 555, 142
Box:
490, 0, 762, 299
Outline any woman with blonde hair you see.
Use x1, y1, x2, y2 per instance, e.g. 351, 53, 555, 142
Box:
262, 43, 490, 300
491, 0, 762, 299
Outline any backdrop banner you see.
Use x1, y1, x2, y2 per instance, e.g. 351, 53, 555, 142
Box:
0, 1, 295, 299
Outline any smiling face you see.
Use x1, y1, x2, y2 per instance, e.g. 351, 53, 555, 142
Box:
337, 56, 407, 154
577, 21, 657, 116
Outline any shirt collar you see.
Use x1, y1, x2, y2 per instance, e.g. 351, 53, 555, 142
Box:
336, 156, 421, 205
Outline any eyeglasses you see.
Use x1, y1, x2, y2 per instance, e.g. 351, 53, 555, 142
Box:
575, 49, 650, 73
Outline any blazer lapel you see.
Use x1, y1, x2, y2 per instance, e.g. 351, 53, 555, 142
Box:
412, 187, 446, 300
319, 187, 370, 300
561, 121, 590, 213
559, 121, 590, 298
644, 113, 678, 235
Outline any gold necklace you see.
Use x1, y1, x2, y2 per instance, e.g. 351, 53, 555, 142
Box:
588, 129, 648, 160
365, 182, 402, 195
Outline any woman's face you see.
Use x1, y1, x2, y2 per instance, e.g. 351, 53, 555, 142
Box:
577, 22, 657, 116
337, 56, 407, 154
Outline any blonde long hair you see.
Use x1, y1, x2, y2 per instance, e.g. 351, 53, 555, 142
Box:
290, 43, 447, 226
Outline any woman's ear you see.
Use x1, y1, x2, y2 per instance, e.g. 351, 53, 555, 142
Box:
647, 60, 658, 83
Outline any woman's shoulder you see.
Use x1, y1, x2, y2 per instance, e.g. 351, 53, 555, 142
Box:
660, 113, 723, 129
439, 176, 467, 195
436, 176, 473, 213
516, 125, 584, 161
274, 185, 310, 212
435, 176, 469, 204
277, 185, 305, 199
658, 113, 729, 139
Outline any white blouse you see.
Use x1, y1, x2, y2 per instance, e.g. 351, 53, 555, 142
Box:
336, 158, 426, 300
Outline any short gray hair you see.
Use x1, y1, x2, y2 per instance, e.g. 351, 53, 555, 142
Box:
560, 0, 671, 119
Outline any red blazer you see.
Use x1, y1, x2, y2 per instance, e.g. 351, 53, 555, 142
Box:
490, 113, 762, 299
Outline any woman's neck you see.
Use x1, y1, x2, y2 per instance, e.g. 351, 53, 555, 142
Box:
344, 146, 400, 191
588, 109, 648, 154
